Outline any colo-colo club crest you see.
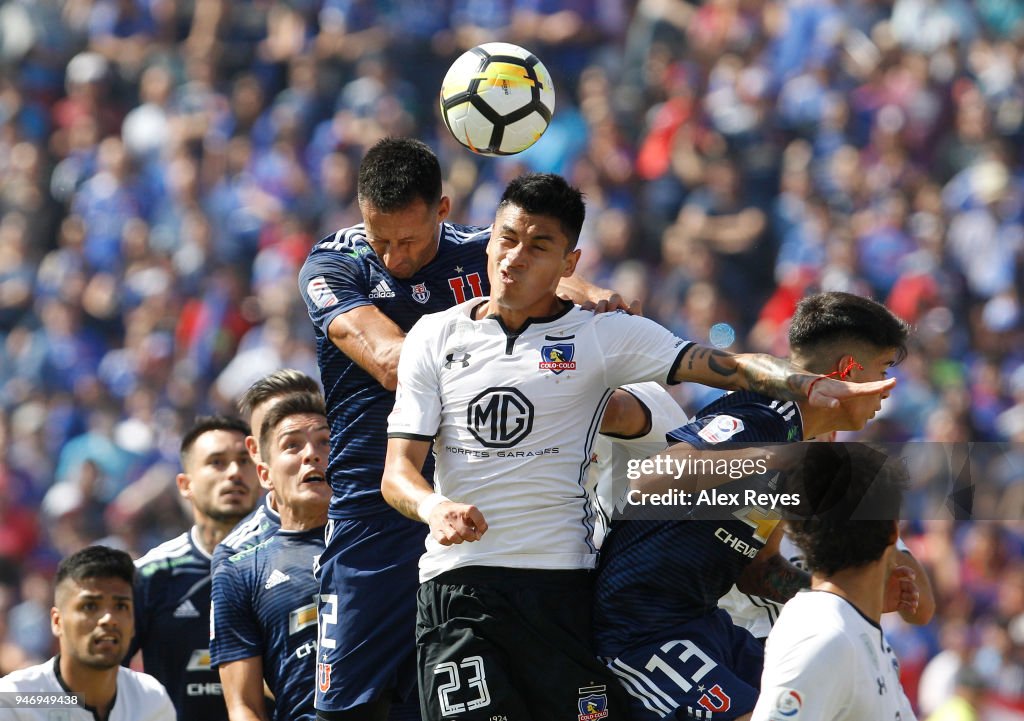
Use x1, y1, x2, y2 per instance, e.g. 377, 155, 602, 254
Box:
539, 343, 576, 374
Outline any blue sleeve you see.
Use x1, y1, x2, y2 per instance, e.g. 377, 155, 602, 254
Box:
210, 560, 263, 667
298, 246, 373, 336
666, 403, 789, 447
126, 570, 150, 660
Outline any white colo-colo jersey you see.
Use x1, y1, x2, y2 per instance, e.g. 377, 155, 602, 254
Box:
0, 656, 176, 721
388, 300, 691, 582
719, 534, 802, 637
752, 591, 917, 721
589, 382, 689, 548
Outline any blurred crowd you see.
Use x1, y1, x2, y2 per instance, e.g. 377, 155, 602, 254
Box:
0, 0, 1023, 715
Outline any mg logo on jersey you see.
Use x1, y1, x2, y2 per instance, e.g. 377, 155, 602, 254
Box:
411, 282, 430, 304
467, 387, 534, 448
539, 344, 576, 374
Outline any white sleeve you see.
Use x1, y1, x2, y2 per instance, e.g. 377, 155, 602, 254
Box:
387, 316, 443, 440
594, 313, 692, 389
752, 628, 853, 721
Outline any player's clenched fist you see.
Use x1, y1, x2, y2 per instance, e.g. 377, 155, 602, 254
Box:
428, 502, 488, 545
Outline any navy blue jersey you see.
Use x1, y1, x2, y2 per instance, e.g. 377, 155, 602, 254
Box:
594, 392, 803, 657
299, 222, 491, 520
210, 527, 324, 721
211, 495, 281, 574
130, 528, 226, 721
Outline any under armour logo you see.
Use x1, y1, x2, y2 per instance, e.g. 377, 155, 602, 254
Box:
877, 677, 887, 695
444, 352, 471, 369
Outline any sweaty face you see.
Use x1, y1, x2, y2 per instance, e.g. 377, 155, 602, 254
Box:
262, 413, 331, 517
837, 347, 899, 431
183, 429, 259, 523
486, 204, 579, 322
360, 197, 449, 279
53, 577, 134, 670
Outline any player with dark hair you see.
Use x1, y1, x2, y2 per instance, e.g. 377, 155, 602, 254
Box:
721, 292, 933, 636
382, 174, 895, 720
212, 370, 321, 575
0, 546, 176, 721
593, 291, 919, 720
299, 139, 635, 721
130, 415, 259, 721
752, 443, 914, 721
211, 391, 330, 721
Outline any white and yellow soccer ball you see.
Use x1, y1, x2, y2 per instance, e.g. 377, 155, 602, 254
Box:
439, 42, 555, 157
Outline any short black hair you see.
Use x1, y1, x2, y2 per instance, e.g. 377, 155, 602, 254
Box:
238, 369, 320, 417
789, 292, 910, 363
258, 391, 327, 461
55, 546, 134, 594
498, 173, 586, 250
357, 137, 442, 212
180, 415, 251, 466
785, 443, 907, 576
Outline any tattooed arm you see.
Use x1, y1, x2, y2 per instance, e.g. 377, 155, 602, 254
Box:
383, 437, 488, 545
671, 345, 895, 408
735, 525, 810, 603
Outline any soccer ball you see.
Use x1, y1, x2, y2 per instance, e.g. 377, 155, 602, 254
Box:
439, 43, 555, 157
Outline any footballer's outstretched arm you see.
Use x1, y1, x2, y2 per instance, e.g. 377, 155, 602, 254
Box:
328, 305, 406, 391
383, 436, 488, 545
672, 345, 895, 408
219, 656, 271, 721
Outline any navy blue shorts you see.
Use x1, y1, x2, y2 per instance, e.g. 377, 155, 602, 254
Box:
314, 515, 424, 711
603, 609, 763, 720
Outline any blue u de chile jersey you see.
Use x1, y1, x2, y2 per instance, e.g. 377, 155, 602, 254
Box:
130, 528, 226, 721
211, 495, 281, 574
210, 527, 325, 721
298, 222, 490, 520
594, 392, 804, 657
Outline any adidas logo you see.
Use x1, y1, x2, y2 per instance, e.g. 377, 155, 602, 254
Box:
173, 600, 201, 618
264, 569, 291, 590
368, 280, 396, 299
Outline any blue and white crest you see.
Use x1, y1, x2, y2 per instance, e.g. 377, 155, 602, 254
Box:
411, 282, 430, 304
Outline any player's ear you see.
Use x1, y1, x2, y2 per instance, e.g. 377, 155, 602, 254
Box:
244, 435, 259, 463
50, 604, 61, 637
176, 472, 192, 500
257, 460, 273, 491
888, 520, 899, 546
436, 196, 451, 223
562, 248, 581, 277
